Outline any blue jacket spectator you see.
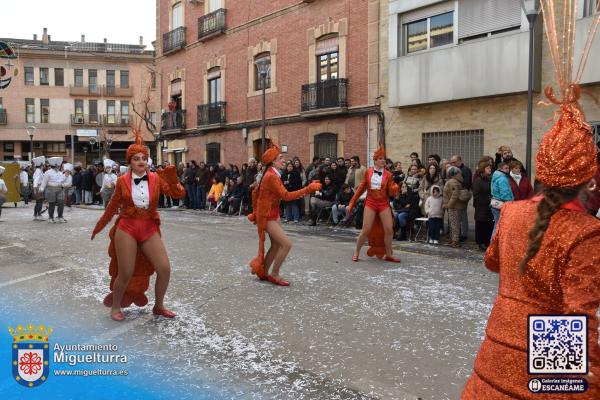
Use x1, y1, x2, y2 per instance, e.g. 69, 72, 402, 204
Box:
491, 169, 514, 202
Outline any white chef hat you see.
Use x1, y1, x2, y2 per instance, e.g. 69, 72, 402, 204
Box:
119, 166, 128, 174
63, 163, 74, 173
0, 166, 5, 175
18, 161, 30, 170
103, 159, 115, 169
32, 156, 46, 167
48, 157, 63, 167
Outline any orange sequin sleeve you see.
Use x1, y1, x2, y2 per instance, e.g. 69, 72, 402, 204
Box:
561, 233, 600, 386
483, 230, 500, 273
92, 177, 124, 238
157, 165, 186, 199
348, 172, 368, 211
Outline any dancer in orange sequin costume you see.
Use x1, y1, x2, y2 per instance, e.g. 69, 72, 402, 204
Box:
462, 1, 600, 398
248, 143, 321, 286
347, 145, 400, 262
91, 129, 185, 321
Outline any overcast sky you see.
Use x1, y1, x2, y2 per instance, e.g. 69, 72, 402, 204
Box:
1, 0, 156, 48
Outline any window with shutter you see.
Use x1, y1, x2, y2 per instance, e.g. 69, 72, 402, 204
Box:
458, 0, 521, 40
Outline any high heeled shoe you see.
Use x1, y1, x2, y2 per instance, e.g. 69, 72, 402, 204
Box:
267, 275, 290, 286
152, 306, 177, 318
352, 254, 359, 262
384, 256, 401, 263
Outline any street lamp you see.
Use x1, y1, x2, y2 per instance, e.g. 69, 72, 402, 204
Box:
82, 145, 88, 166
255, 57, 271, 155
521, 0, 541, 177
88, 136, 97, 163
105, 136, 113, 159
26, 126, 36, 161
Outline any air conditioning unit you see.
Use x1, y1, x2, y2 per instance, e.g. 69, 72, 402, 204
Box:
75, 116, 84, 124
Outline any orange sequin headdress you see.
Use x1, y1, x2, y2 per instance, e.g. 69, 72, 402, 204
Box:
372, 144, 386, 161
261, 141, 281, 165
126, 125, 149, 163
535, 0, 600, 188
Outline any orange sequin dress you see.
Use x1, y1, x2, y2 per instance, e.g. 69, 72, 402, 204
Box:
462, 199, 600, 399
248, 168, 319, 278
348, 168, 399, 258
92, 166, 186, 308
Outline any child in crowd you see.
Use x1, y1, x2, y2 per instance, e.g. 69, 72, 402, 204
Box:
424, 185, 443, 244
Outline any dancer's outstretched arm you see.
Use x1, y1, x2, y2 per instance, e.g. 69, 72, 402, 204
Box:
91, 178, 123, 239
264, 173, 320, 202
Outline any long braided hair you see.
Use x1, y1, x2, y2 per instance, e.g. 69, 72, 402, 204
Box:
518, 184, 585, 273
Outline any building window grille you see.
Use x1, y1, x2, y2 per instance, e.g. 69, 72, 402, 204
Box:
206, 142, 220, 165
314, 133, 338, 159
422, 129, 484, 171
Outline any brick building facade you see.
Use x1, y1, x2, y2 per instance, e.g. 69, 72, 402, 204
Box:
156, 0, 382, 167
0, 29, 158, 165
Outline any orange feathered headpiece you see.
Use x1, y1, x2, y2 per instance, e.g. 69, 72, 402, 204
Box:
261, 141, 280, 165
372, 145, 386, 161
126, 126, 149, 163
534, 1, 599, 188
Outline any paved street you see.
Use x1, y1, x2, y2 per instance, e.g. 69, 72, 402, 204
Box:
0, 204, 497, 400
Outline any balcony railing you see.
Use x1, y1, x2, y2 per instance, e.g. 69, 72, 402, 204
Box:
69, 85, 103, 96
70, 114, 130, 126
0, 109, 6, 125
162, 26, 186, 55
197, 102, 226, 127
104, 86, 134, 97
198, 9, 226, 41
161, 110, 186, 131
301, 78, 348, 112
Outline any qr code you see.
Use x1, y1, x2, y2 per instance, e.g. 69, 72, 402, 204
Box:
528, 315, 587, 374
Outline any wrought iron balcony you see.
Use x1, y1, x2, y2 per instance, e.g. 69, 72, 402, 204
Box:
162, 26, 186, 55
197, 102, 226, 127
104, 86, 134, 97
198, 9, 226, 41
161, 110, 186, 132
69, 85, 103, 96
0, 109, 6, 125
301, 78, 348, 113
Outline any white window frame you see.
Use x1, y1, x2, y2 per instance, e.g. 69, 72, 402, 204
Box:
400, 9, 457, 56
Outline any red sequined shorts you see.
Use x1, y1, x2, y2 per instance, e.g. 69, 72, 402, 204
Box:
365, 197, 390, 213
267, 207, 280, 221
117, 218, 159, 243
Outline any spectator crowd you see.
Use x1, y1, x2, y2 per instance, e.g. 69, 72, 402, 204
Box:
10, 144, 600, 251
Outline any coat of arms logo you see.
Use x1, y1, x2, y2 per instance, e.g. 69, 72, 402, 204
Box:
9, 324, 52, 388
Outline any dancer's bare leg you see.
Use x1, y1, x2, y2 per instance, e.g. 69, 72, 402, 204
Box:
379, 209, 395, 257
264, 239, 281, 275
265, 220, 291, 279
111, 229, 138, 317
353, 207, 376, 258
141, 233, 171, 310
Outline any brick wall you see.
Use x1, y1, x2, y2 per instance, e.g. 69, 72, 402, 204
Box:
157, 0, 376, 165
